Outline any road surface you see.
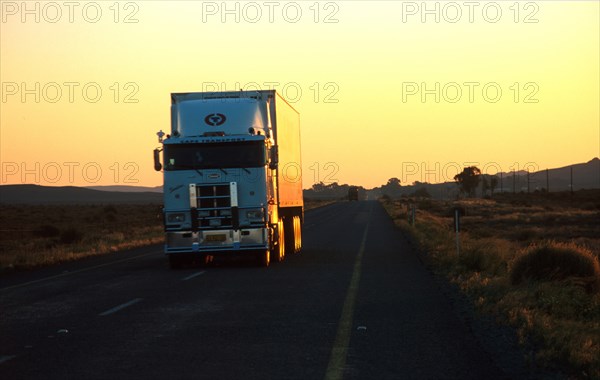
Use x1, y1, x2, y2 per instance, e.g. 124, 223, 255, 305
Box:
1, 201, 511, 379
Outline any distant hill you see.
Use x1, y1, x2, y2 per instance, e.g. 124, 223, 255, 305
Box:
0, 185, 162, 204
522, 157, 599, 192
85, 185, 163, 193
306, 158, 600, 200
2, 159, 598, 203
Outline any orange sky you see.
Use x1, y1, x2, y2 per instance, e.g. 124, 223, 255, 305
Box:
1, 1, 598, 189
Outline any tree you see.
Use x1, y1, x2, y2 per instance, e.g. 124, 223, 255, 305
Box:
454, 166, 481, 197
381, 177, 402, 199
387, 177, 401, 187
311, 182, 326, 192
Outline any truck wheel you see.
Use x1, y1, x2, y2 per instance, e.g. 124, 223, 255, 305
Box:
284, 216, 295, 256
274, 221, 285, 262
269, 221, 285, 263
285, 216, 302, 254
257, 249, 270, 267
295, 216, 302, 253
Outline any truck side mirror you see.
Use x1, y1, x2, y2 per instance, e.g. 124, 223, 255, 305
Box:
153, 149, 162, 171
269, 146, 278, 170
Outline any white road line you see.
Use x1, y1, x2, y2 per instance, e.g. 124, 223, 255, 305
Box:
182, 271, 206, 281
0, 251, 160, 292
98, 298, 143, 317
0, 355, 17, 365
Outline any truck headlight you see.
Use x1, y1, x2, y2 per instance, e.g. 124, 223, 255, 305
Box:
166, 213, 186, 223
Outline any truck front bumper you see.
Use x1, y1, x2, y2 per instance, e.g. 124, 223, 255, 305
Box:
165, 228, 268, 254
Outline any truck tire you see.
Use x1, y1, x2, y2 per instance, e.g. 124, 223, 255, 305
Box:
294, 215, 302, 253
284, 216, 302, 254
257, 249, 270, 267
270, 221, 285, 263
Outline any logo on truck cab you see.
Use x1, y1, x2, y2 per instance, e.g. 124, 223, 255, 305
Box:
204, 113, 227, 126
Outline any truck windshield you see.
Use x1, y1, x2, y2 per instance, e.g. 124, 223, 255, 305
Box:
164, 141, 266, 171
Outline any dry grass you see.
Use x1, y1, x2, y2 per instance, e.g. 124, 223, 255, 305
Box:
511, 242, 600, 291
0, 204, 164, 272
381, 191, 600, 379
1, 200, 324, 271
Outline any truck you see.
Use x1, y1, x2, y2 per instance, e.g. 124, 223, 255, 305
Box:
153, 90, 303, 268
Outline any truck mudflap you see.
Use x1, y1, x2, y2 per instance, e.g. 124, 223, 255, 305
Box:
165, 228, 268, 254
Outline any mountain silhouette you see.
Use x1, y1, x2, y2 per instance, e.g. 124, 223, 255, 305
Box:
0, 185, 162, 204
2, 159, 598, 203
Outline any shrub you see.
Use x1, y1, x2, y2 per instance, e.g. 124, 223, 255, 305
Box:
35, 224, 60, 238
514, 227, 538, 242
59, 227, 84, 244
459, 238, 511, 275
510, 242, 600, 292
379, 194, 391, 202
104, 205, 118, 214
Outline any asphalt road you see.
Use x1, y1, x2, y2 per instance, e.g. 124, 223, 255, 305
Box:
1, 201, 509, 379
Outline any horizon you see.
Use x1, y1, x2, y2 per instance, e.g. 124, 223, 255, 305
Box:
1, 1, 599, 189
1, 156, 598, 192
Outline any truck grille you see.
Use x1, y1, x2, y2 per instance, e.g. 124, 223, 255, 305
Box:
192, 183, 234, 230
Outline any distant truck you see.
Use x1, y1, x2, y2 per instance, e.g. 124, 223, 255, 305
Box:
348, 186, 359, 201
154, 90, 303, 268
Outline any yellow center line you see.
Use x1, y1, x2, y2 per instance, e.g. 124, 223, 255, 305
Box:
324, 207, 371, 380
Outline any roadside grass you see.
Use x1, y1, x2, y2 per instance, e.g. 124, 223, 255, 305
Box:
1, 199, 328, 272
381, 192, 600, 379
0, 204, 164, 272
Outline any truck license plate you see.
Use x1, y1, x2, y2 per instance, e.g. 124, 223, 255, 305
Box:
205, 234, 226, 243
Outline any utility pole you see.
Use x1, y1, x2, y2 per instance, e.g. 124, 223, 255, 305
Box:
513, 171, 516, 194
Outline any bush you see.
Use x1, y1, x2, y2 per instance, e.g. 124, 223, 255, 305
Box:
510, 242, 600, 292
411, 187, 431, 198
59, 227, 84, 244
514, 227, 538, 242
35, 224, 60, 238
104, 205, 118, 214
379, 194, 391, 202
459, 238, 511, 275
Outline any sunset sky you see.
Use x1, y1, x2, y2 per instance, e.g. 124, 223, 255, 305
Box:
1, 1, 598, 189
